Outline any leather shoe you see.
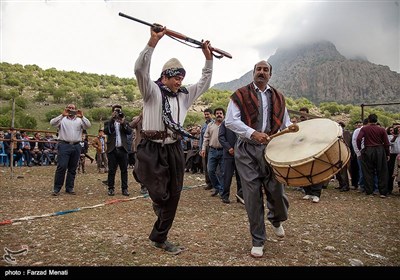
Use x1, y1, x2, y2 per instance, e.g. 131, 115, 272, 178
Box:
211, 190, 219, 197
204, 185, 213, 190
108, 189, 115, 196
52, 191, 60, 196
340, 188, 350, 192
151, 240, 184, 255
122, 189, 130, 196
65, 190, 76, 195
221, 198, 230, 204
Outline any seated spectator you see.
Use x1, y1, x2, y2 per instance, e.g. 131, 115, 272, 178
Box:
20, 131, 33, 167
42, 132, 57, 165
30, 132, 43, 165
4, 128, 23, 166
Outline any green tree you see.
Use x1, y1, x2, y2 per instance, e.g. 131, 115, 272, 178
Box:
0, 114, 12, 127
81, 91, 98, 108
53, 88, 68, 103
45, 109, 63, 122
34, 92, 48, 102
14, 96, 28, 109
184, 112, 203, 127
17, 113, 37, 129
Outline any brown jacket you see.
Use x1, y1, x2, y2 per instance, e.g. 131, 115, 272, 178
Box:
92, 136, 107, 154
129, 113, 143, 153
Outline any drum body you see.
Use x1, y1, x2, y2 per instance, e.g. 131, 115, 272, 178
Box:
264, 118, 350, 187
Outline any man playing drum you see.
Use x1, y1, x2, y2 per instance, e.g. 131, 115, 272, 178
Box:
225, 60, 291, 258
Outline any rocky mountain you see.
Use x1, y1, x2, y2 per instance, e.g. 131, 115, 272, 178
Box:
212, 41, 400, 105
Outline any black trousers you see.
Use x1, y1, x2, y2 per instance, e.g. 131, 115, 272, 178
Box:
106, 147, 129, 190
360, 146, 389, 195
135, 139, 184, 243
221, 156, 242, 200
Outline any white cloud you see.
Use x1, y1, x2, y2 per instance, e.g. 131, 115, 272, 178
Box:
1, 0, 399, 86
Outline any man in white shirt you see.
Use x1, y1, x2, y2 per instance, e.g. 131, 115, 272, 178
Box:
50, 104, 91, 196
134, 25, 213, 255
225, 60, 291, 258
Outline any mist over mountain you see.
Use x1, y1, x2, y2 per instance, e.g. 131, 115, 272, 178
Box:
212, 41, 400, 105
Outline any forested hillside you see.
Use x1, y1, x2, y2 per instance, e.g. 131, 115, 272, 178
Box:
0, 62, 399, 135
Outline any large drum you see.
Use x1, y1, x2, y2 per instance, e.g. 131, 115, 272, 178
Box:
264, 118, 350, 187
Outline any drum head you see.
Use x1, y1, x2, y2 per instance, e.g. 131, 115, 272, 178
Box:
265, 118, 342, 166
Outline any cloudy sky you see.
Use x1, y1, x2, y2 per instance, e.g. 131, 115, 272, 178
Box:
1, 0, 399, 85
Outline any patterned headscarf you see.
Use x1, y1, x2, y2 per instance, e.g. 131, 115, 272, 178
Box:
155, 79, 198, 140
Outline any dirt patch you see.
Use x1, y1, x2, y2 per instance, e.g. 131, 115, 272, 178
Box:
0, 164, 399, 268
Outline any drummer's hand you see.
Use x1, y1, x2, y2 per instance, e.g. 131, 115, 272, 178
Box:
251, 131, 270, 144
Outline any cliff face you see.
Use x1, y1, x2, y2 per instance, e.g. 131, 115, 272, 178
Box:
213, 41, 400, 105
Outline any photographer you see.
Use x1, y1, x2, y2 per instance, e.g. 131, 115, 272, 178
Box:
50, 103, 91, 196
103, 104, 132, 196
388, 124, 400, 194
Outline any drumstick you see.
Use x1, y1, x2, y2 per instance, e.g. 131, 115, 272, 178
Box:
269, 124, 299, 140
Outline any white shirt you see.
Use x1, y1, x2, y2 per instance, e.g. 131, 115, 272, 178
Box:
50, 115, 91, 142
225, 83, 291, 139
134, 45, 213, 144
352, 127, 363, 157
114, 121, 122, 147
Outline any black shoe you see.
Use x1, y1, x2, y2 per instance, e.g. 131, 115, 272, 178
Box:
65, 190, 76, 195
211, 190, 219, 197
52, 191, 60, 196
122, 189, 130, 196
204, 185, 213, 190
221, 198, 230, 204
151, 240, 184, 255
108, 189, 115, 196
340, 188, 350, 192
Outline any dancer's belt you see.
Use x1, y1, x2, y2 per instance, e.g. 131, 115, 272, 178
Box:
140, 130, 181, 141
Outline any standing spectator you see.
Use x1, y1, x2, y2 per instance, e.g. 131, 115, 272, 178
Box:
392, 153, 400, 191
185, 126, 202, 174
388, 125, 400, 195
218, 120, 243, 204
129, 112, 148, 195
225, 60, 291, 258
83, 133, 95, 164
92, 129, 108, 173
201, 108, 225, 197
50, 104, 91, 196
78, 134, 89, 174
133, 25, 213, 255
349, 121, 362, 189
199, 108, 214, 190
356, 114, 390, 197
104, 104, 132, 196
352, 118, 369, 192
298, 107, 325, 203
335, 121, 351, 192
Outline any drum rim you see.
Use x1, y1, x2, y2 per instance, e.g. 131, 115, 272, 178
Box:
265, 118, 343, 167
265, 137, 344, 167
